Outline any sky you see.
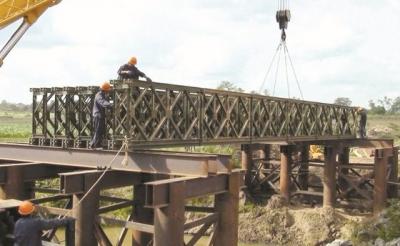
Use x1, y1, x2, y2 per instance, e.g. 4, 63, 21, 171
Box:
0, 0, 399, 106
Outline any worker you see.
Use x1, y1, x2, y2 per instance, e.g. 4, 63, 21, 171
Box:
14, 201, 72, 246
357, 107, 367, 138
89, 82, 113, 149
118, 56, 152, 82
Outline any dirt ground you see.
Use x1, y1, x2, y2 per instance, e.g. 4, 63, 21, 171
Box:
238, 201, 367, 246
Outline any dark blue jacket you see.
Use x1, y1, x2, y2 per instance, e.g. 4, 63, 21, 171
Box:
118, 63, 146, 80
14, 217, 68, 246
93, 91, 112, 118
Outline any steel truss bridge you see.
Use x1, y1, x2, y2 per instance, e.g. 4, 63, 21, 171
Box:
30, 80, 359, 149
0, 79, 397, 246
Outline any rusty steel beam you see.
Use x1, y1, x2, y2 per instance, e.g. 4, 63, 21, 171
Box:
0, 143, 231, 177
145, 175, 232, 208
0, 163, 78, 184
59, 170, 141, 194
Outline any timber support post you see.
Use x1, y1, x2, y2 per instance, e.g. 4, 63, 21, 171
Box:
241, 144, 253, 191
338, 147, 350, 189
72, 174, 100, 246
0, 166, 32, 200
214, 171, 240, 246
280, 145, 293, 202
133, 175, 154, 246
388, 147, 399, 198
298, 145, 309, 190
323, 146, 337, 208
153, 182, 185, 246
374, 148, 391, 215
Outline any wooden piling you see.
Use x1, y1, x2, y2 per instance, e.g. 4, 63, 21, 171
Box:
72, 175, 100, 246
298, 145, 309, 190
153, 182, 185, 246
214, 171, 240, 246
323, 146, 337, 208
280, 145, 293, 202
374, 148, 391, 215
241, 144, 253, 191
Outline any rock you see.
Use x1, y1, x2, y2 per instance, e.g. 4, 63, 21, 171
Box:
386, 237, 400, 246
374, 238, 385, 246
326, 239, 353, 246
266, 195, 287, 209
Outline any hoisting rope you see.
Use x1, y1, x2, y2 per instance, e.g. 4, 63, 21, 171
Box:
58, 136, 130, 218
259, 0, 304, 100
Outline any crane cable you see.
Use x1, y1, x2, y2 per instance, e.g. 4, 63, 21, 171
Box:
259, 0, 304, 99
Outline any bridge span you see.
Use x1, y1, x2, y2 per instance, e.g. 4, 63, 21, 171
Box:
30, 80, 359, 149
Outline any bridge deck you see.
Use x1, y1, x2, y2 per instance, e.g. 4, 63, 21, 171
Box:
29, 80, 359, 149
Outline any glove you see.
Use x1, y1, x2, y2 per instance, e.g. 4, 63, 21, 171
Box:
63, 217, 75, 226
146, 77, 152, 82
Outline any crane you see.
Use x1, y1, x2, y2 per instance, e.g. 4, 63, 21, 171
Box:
0, 0, 61, 67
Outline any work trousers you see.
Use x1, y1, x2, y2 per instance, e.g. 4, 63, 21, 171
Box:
359, 120, 367, 138
89, 114, 106, 148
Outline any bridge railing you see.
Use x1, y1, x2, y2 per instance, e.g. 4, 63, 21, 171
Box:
30, 80, 358, 149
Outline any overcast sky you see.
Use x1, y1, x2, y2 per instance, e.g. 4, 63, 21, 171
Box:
0, 0, 399, 106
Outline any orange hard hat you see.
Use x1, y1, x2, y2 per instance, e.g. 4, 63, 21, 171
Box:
100, 81, 111, 92
128, 56, 137, 65
18, 201, 35, 215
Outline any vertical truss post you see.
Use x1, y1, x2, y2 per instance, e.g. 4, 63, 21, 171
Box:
323, 146, 337, 208
214, 171, 240, 246
241, 144, 253, 191
153, 182, 185, 246
298, 144, 309, 190
280, 145, 293, 202
374, 148, 391, 215
72, 175, 100, 246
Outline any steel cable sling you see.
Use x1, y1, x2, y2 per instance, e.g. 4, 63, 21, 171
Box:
258, 0, 304, 100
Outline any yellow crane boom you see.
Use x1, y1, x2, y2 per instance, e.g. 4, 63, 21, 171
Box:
0, 0, 61, 66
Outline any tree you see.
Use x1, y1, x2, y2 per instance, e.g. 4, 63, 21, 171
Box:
216, 81, 244, 92
389, 97, 400, 114
368, 100, 386, 115
333, 97, 352, 107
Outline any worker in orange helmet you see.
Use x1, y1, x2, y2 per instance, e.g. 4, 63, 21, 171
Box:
14, 201, 72, 246
89, 81, 113, 149
117, 56, 152, 82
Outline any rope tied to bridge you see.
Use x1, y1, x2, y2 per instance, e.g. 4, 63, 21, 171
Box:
59, 136, 130, 218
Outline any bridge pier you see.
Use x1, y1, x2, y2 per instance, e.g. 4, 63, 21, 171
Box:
241, 144, 254, 192
373, 148, 391, 215
153, 182, 185, 246
280, 145, 293, 202
72, 174, 100, 246
0, 166, 33, 200
214, 171, 240, 246
298, 145, 309, 190
338, 147, 350, 190
388, 147, 399, 198
133, 175, 154, 246
323, 146, 337, 208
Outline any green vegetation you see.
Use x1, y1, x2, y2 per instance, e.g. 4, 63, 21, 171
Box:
351, 199, 400, 244
0, 111, 31, 141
